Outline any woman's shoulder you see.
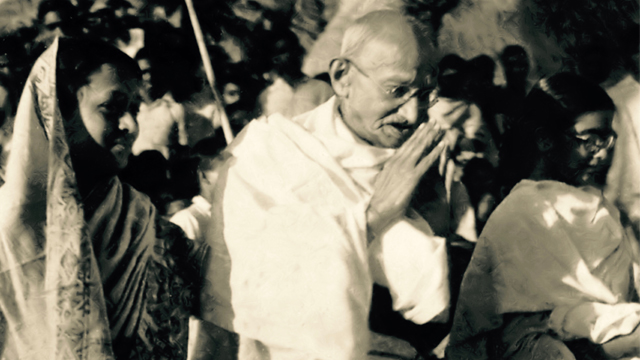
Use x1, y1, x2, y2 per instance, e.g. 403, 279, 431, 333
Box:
496, 179, 547, 208
485, 179, 604, 236
120, 180, 156, 216
501, 179, 582, 206
483, 180, 561, 231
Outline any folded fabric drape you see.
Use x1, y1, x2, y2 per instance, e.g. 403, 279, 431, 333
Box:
0, 38, 117, 360
201, 97, 450, 359
448, 179, 640, 360
0, 36, 224, 360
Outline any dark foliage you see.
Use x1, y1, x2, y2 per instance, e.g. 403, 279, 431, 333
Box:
519, 0, 639, 82
404, 0, 463, 34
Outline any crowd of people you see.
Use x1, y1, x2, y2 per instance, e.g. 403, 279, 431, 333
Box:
0, 0, 335, 207
0, 0, 638, 359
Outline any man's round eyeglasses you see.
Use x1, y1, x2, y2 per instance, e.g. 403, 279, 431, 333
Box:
343, 58, 433, 102
564, 132, 617, 153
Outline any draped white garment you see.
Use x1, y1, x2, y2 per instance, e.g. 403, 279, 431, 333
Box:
448, 180, 640, 360
200, 97, 449, 360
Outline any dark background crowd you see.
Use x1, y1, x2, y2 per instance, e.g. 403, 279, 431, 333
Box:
0, 0, 338, 214
0, 0, 637, 217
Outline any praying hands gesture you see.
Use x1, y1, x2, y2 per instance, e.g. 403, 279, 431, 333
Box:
366, 120, 446, 243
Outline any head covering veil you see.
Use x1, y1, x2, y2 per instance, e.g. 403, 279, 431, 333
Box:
0, 38, 115, 359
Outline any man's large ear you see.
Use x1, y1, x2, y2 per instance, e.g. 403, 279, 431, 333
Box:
329, 58, 351, 98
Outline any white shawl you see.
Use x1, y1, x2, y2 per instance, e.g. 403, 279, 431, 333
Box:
200, 97, 449, 359
449, 180, 640, 359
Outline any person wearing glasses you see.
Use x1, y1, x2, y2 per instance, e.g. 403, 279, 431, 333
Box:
190, 10, 469, 360
448, 72, 640, 360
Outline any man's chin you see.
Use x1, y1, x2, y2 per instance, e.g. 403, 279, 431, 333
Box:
378, 139, 404, 149
386, 125, 414, 144
111, 146, 132, 169
375, 134, 410, 149
111, 153, 130, 172
116, 159, 129, 171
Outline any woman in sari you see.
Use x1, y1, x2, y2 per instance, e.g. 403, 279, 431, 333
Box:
448, 72, 640, 360
0, 37, 205, 360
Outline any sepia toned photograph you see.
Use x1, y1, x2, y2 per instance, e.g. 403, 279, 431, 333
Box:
0, 0, 638, 359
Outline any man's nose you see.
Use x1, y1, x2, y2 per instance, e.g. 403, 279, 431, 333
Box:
397, 96, 419, 124
119, 112, 139, 138
590, 146, 612, 165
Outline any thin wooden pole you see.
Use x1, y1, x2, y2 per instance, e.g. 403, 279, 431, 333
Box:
184, 0, 235, 145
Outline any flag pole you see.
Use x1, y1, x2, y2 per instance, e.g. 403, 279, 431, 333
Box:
184, 0, 235, 145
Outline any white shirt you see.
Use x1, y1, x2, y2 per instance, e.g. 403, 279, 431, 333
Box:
169, 195, 211, 243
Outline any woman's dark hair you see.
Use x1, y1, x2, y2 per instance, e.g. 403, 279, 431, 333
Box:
496, 72, 615, 198
56, 37, 142, 122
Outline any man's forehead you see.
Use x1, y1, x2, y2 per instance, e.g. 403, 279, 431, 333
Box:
356, 38, 432, 85
359, 38, 419, 67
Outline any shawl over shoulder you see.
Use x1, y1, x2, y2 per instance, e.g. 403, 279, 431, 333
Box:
0, 38, 207, 360
201, 97, 449, 360
448, 180, 640, 360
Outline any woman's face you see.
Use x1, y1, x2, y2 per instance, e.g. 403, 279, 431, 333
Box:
549, 110, 615, 189
71, 63, 140, 171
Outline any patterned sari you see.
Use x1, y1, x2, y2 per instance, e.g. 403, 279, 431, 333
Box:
0, 39, 206, 359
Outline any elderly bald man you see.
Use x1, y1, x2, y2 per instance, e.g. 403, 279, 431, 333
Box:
192, 11, 457, 360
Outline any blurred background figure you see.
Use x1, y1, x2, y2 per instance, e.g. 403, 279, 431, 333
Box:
427, 53, 503, 236
131, 38, 194, 159
35, 0, 79, 47
84, 0, 143, 57
131, 69, 187, 160
215, 62, 262, 133
0, 76, 14, 186
170, 133, 228, 243
498, 45, 530, 132
0, 27, 39, 95
257, 28, 333, 118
